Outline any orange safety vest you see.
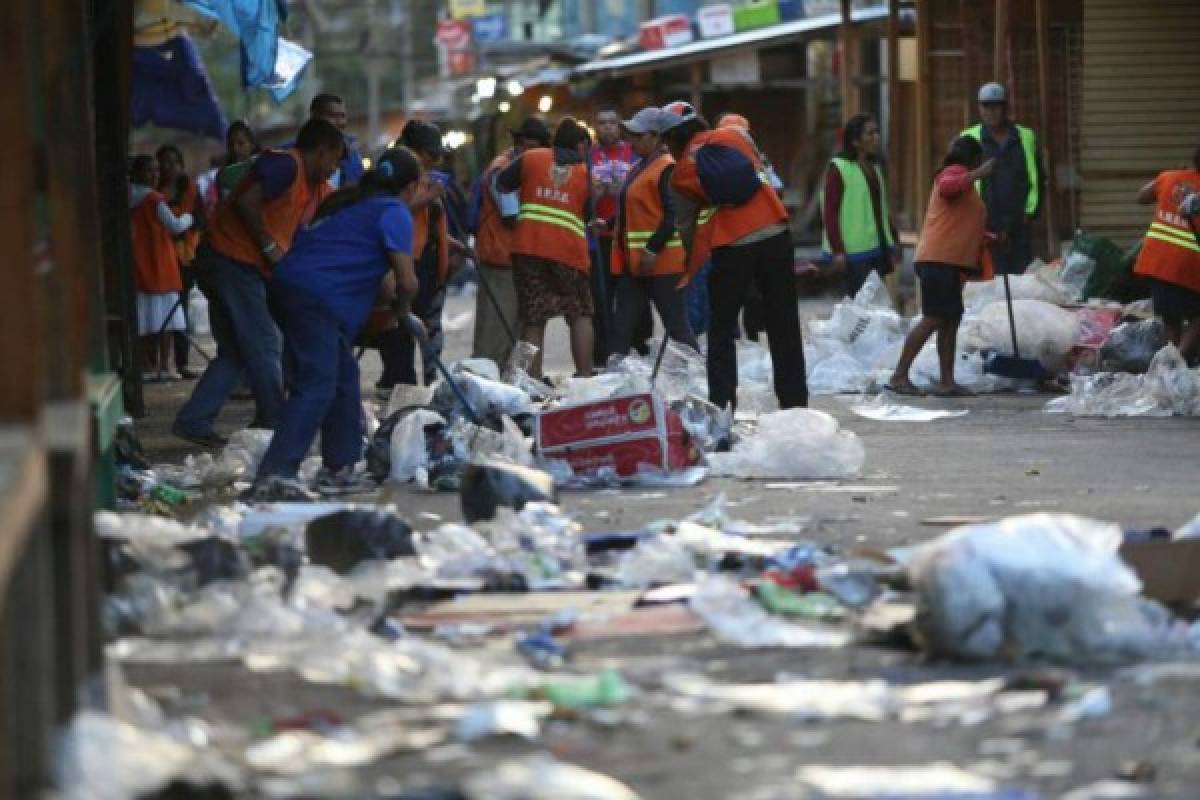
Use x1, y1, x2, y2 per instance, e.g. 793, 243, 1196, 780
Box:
670, 128, 789, 272
1134, 169, 1200, 294
412, 199, 451, 284
131, 190, 183, 294
475, 150, 515, 268
206, 149, 330, 275
169, 179, 201, 266
512, 148, 591, 272
611, 152, 685, 277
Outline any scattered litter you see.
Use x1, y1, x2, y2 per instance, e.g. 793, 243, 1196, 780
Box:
910, 514, 1174, 663
794, 763, 1030, 799
850, 395, 971, 422
461, 755, 640, 800
707, 409, 865, 480
455, 701, 549, 742
689, 575, 851, 649
1047, 345, 1200, 417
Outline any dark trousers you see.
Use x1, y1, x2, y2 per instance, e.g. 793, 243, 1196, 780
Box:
990, 222, 1033, 276
708, 231, 808, 411
592, 238, 652, 364
378, 249, 445, 388
611, 272, 699, 356
257, 284, 362, 479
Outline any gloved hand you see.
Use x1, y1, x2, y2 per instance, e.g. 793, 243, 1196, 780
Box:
1180, 192, 1200, 217
401, 312, 427, 342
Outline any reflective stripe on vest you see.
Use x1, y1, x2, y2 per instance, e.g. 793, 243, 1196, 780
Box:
626, 229, 683, 248
962, 123, 1040, 216
518, 201, 587, 239
820, 157, 895, 259
1147, 221, 1200, 253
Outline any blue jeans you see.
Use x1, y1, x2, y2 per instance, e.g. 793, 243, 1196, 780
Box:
175, 247, 284, 434
256, 283, 363, 479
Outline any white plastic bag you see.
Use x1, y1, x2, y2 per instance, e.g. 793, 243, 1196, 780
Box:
707, 409, 865, 479
909, 513, 1171, 664
961, 298, 1080, 372
388, 409, 446, 482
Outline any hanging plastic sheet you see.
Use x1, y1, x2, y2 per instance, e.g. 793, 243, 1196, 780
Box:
182, 0, 287, 88
131, 34, 227, 140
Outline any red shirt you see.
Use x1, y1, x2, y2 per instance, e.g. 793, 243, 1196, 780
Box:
590, 141, 635, 238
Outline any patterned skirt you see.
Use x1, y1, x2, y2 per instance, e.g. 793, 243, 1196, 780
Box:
513, 254, 594, 326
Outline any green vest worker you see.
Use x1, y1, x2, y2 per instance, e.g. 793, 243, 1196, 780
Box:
821, 113, 900, 297
960, 82, 1047, 275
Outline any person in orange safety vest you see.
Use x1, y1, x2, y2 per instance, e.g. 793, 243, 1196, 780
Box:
1134, 145, 1200, 361
496, 117, 595, 378
662, 105, 808, 415
471, 117, 552, 368
609, 107, 699, 357
173, 118, 343, 450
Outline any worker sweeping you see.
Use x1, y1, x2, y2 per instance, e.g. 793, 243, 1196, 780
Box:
246, 148, 422, 501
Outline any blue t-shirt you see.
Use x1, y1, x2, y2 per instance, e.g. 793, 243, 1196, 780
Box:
273, 195, 414, 336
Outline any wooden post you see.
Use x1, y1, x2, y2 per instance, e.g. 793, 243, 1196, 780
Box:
1035, 0, 1057, 254
993, 0, 1009, 83
886, 0, 900, 201
839, 0, 858, 117
914, 0, 933, 228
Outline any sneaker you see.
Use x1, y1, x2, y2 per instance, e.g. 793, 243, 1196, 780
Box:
239, 475, 318, 503
171, 422, 228, 450
314, 466, 375, 496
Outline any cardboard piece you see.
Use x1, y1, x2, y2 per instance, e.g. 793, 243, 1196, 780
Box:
535, 392, 701, 478
1119, 537, 1200, 608
570, 605, 704, 640
399, 590, 640, 631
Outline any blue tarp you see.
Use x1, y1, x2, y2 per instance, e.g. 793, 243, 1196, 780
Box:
181, 0, 288, 89
131, 34, 228, 140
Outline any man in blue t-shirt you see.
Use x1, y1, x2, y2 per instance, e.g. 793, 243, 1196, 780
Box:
308, 92, 365, 189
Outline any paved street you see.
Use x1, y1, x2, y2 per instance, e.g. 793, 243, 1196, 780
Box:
121, 289, 1200, 798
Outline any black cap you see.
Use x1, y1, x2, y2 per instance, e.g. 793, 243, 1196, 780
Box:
511, 117, 551, 146
400, 119, 445, 157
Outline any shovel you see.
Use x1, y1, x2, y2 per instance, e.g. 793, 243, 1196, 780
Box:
983, 271, 1047, 381
402, 313, 482, 425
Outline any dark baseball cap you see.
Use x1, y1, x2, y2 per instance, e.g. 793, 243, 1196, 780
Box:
511, 117, 551, 146
400, 119, 445, 157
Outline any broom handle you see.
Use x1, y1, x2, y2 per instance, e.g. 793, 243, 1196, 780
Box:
1001, 272, 1022, 359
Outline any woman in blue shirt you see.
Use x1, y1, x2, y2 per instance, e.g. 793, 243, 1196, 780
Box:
248, 147, 421, 499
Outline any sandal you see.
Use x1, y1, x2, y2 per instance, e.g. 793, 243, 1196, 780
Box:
930, 384, 975, 398
884, 381, 927, 397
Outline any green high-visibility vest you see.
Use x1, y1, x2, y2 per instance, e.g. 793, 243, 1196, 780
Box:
961, 123, 1040, 217
820, 157, 895, 258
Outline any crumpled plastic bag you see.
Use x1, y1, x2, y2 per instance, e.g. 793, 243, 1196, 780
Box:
388, 409, 448, 482
1058, 252, 1096, 303
57, 711, 242, 800
962, 260, 1077, 313
909, 513, 1173, 664
707, 409, 865, 479
690, 574, 851, 648
1046, 345, 1200, 417
961, 298, 1080, 372
1099, 318, 1166, 373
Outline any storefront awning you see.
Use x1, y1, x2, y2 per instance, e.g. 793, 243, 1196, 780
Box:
574, 8, 887, 79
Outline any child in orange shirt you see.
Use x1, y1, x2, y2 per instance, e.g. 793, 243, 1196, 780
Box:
129, 155, 194, 382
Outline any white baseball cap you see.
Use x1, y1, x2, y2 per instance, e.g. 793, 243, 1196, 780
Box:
978, 82, 1007, 104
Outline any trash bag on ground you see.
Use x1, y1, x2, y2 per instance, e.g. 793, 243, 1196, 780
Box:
1058, 251, 1096, 303
460, 460, 557, 523
387, 409, 463, 488
707, 409, 865, 479
304, 509, 415, 574
1099, 318, 1165, 373
909, 513, 1173, 663
1075, 229, 1135, 301
960, 298, 1080, 372
1046, 345, 1200, 417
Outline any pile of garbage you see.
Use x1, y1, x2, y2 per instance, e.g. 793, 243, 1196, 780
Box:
69, 498, 1200, 795
1046, 344, 1200, 418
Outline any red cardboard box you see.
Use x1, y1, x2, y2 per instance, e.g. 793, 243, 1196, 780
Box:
536, 392, 701, 477
639, 14, 694, 50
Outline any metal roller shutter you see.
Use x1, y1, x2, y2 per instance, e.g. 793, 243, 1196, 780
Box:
1080, 0, 1200, 246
